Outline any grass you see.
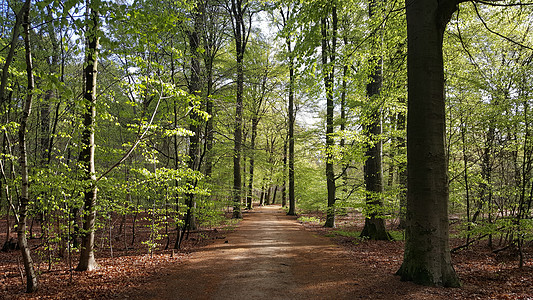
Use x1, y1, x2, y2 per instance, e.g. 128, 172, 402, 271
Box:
297, 216, 322, 224
325, 229, 404, 241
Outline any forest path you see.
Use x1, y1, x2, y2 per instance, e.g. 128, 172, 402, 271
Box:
124, 205, 442, 300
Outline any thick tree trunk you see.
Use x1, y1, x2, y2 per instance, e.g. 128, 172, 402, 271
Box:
76, 1, 99, 272
396, 0, 461, 287
18, 0, 38, 291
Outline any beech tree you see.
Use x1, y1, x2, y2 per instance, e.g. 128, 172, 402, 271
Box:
396, 0, 462, 287
321, 1, 338, 228
228, 0, 252, 218
76, 0, 100, 272
360, 0, 390, 240
18, 0, 38, 291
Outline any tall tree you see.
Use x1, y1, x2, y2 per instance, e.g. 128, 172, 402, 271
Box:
322, 1, 338, 228
184, 1, 203, 233
396, 0, 462, 287
278, 2, 298, 216
229, 0, 251, 218
18, 0, 38, 291
360, 0, 390, 240
76, 0, 100, 271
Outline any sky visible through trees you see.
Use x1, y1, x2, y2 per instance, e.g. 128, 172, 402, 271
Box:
0, 0, 532, 296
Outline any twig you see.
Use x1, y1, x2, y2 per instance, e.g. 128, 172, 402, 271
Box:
472, 1, 533, 51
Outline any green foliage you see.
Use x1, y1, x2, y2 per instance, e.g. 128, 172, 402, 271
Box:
297, 216, 321, 224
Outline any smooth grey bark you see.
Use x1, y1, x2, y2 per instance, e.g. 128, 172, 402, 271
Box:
396, 0, 461, 287
18, 0, 38, 291
76, 1, 99, 272
360, 0, 389, 240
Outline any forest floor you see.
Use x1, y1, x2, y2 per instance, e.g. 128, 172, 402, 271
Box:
1, 205, 532, 299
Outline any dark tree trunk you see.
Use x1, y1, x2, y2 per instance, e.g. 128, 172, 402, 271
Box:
231, 0, 247, 219
287, 42, 296, 216
0, 2, 25, 107
323, 5, 338, 228
396, 0, 461, 287
397, 108, 407, 229
259, 183, 265, 206
76, 1, 99, 272
246, 117, 258, 210
271, 185, 278, 205
282, 139, 287, 207
184, 5, 203, 232
361, 0, 389, 240
18, 0, 38, 291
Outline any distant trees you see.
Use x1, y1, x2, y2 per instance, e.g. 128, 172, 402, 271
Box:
1, 0, 532, 293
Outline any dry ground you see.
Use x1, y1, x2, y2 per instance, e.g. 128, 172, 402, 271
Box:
1, 205, 532, 299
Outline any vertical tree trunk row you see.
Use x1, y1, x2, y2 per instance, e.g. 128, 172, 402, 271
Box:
76, 0, 100, 272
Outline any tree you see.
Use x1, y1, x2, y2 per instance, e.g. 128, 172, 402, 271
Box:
360, 0, 390, 240
277, 1, 298, 216
183, 0, 203, 234
396, 0, 462, 287
17, 0, 38, 291
228, 0, 252, 218
322, 1, 338, 228
76, 0, 100, 271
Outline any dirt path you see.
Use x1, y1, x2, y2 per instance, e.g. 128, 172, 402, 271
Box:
123, 206, 446, 300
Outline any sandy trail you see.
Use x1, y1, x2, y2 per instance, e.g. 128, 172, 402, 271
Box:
124, 205, 442, 300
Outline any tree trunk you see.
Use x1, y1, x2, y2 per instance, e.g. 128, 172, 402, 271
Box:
231, 0, 246, 219
282, 139, 287, 207
271, 186, 277, 204
396, 0, 461, 287
247, 117, 258, 210
361, 0, 389, 240
323, 6, 338, 228
76, 0, 99, 271
287, 39, 296, 216
185, 6, 203, 231
397, 108, 407, 229
0, 2, 25, 106
18, 0, 38, 291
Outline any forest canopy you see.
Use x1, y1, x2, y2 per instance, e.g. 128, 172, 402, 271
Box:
0, 0, 532, 293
